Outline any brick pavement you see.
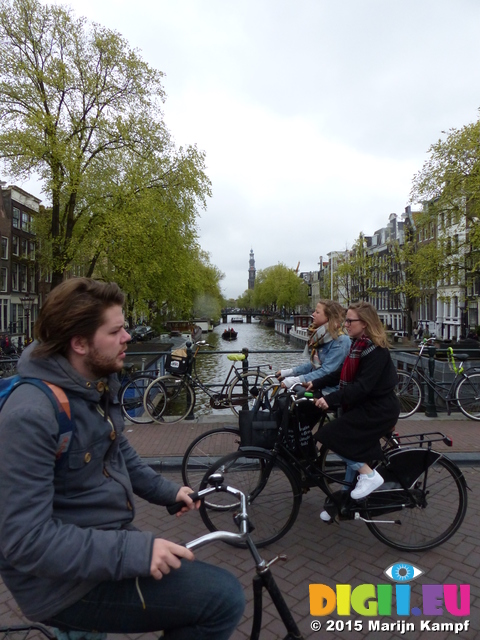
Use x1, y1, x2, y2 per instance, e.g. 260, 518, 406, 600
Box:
1, 413, 479, 640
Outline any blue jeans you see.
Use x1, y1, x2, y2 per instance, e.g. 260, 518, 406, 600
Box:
338, 455, 364, 488
42, 560, 245, 640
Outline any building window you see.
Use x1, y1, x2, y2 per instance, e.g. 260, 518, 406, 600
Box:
12, 236, 19, 256
19, 264, 27, 292
0, 268, 7, 292
29, 266, 36, 292
11, 264, 18, 291
2, 299, 8, 332
21, 212, 29, 231
21, 238, 28, 258
1, 237, 8, 260
12, 207, 20, 228
29, 241, 35, 260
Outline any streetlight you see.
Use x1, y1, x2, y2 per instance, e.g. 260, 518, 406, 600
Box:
20, 294, 34, 344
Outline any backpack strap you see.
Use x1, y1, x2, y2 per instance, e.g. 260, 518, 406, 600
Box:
16, 378, 75, 469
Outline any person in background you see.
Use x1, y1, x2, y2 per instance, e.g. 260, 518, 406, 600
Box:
306, 301, 400, 520
0, 278, 244, 640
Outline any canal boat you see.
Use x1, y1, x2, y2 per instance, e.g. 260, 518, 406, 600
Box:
222, 328, 238, 341
289, 314, 311, 344
230, 316, 244, 323
165, 320, 203, 343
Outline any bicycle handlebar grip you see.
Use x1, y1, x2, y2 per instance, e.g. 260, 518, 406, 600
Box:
166, 492, 201, 515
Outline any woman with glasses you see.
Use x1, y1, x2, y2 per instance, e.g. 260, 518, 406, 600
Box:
305, 301, 400, 518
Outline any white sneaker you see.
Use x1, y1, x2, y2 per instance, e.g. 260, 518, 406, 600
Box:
320, 510, 332, 522
350, 470, 384, 500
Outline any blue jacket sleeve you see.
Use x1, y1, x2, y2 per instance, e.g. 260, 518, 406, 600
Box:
295, 335, 351, 384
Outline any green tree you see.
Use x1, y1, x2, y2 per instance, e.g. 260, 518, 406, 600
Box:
236, 289, 255, 309
253, 264, 308, 313
411, 119, 480, 291
0, 0, 211, 296
335, 234, 375, 303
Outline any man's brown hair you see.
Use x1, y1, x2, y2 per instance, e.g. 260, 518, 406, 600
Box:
33, 278, 125, 358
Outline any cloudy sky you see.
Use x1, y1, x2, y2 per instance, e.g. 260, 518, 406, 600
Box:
12, 0, 480, 298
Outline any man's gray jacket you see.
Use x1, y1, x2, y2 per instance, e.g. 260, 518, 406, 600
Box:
0, 345, 181, 621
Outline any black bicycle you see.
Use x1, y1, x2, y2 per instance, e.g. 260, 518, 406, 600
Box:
196, 388, 468, 552
396, 337, 480, 419
143, 341, 278, 424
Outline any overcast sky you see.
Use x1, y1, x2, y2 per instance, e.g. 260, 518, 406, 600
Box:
10, 0, 480, 298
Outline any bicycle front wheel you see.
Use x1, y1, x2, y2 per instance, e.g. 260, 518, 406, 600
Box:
144, 375, 195, 424
182, 427, 241, 492
199, 448, 302, 547
119, 373, 158, 424
456, 372, 480, 420
227, 370, 273, 415
395, 371, 422, 418
365, 457, 468, 552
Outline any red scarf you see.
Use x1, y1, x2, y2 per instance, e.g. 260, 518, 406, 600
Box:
339, 335, 376, 389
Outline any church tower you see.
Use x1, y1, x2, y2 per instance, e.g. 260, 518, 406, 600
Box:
248, 249, 256, 290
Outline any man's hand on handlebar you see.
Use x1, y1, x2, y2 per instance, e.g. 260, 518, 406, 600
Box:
150, 539, 195, 580
173, 486, 200, 517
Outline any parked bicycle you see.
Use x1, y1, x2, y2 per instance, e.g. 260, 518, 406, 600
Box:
395, 337, 480, 419
195, 387, 468, 552
143, 340, 278, 424
118, 363, 162, 424
1, 479, 304, 640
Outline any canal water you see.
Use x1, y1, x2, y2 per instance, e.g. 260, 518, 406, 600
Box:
192, 316, 305, 417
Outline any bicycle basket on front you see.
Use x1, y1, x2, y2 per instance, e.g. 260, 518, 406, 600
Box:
165, 349, 189, 375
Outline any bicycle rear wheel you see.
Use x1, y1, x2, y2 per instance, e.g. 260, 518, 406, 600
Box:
119, 373, 158, 424
365, 456, 467, 551
456, 372, 480, 420
144, 375, 195, 424
395, 371, 422, 418
226, 370, 272, 415
182, 427, 241, 492
199, 448, 302, 548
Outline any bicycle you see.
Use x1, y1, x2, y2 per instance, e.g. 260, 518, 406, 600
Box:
1, 479, 305, 640
143, 340, 279, 424
196, 388, 468, 552
118, 362, 163, 424
168, 474, 304, 640
395, 337, 480, 419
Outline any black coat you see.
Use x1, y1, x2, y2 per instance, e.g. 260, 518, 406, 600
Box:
311, 346, 400, 462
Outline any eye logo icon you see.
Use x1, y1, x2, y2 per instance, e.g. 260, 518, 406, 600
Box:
384, 562, 423, 583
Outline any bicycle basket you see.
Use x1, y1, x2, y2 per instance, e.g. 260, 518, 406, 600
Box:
239, 408, 279, 448
165, 350, 189, 375
238, 390, 284, 448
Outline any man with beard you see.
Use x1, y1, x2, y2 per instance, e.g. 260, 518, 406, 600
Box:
0, 278, 244, 640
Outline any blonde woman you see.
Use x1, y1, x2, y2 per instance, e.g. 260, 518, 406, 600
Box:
306, 302, 400, 515
277, 300, 350, 390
